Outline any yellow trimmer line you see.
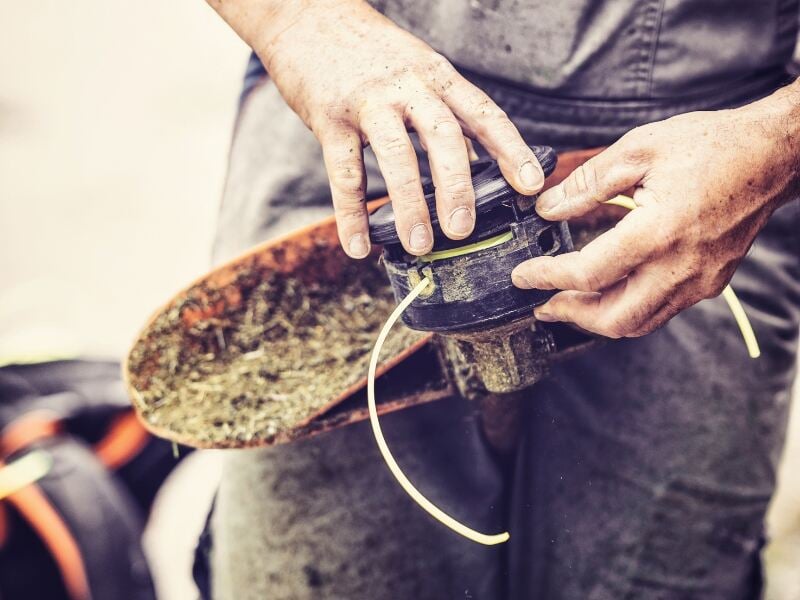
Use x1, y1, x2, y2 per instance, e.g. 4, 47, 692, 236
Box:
367, 194, 761, 546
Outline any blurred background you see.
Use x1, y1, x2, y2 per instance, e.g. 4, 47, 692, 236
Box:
0, 2, 798, 599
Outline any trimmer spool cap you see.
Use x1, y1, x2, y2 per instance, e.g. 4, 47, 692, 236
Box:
369, 145, 573, 333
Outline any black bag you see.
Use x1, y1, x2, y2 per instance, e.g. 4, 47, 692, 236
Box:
0, 360, 187, 600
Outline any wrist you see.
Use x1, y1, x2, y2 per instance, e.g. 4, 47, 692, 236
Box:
737, 78, 800, 209
772, 79, 800, 204
207, 0, 352, 62
215, 0, 371, 69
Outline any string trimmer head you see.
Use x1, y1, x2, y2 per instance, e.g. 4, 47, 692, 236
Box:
124, 149, 607, 450
369, 146, 586, 397
370, 146, 569, 333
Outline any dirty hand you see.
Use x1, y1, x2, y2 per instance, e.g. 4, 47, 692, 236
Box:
208, 0, 544, 257
512, 82, 800, 338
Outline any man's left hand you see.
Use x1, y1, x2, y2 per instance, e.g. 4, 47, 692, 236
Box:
512, 82, 800, 338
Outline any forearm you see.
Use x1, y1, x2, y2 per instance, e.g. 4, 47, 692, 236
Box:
206, 0, 340, 60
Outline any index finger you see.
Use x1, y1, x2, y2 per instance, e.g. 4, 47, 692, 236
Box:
438, 71, 544, 195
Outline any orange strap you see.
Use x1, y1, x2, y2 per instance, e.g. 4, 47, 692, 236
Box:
0, 409, 146, 598
1, 412, 60, 457
4, 479, 91, 600
1, 412, 92, 598
93, 412, 149, 469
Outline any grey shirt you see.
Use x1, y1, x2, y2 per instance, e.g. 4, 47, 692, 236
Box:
375, 0, 798, 100
206, 3, 800, 599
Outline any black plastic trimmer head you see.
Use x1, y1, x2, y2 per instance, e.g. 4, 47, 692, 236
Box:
369, 145, 572, 334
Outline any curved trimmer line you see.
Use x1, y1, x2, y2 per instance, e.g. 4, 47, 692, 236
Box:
367, 198, 760, 546
367, 277, 510, 546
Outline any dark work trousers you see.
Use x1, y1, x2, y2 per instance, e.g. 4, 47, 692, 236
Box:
197, 55, 800, 600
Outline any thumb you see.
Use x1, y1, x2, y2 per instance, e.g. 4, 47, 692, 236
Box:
537, 138, 649, 221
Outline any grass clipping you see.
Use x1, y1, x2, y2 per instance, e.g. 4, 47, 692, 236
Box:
128, 260, 422, 447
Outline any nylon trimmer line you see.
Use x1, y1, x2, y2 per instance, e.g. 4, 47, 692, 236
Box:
367, 197, 760, 546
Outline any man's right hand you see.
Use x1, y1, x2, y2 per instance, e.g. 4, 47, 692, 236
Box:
208, 0, 545, 258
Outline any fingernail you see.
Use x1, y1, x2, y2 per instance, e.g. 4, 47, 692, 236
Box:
409, 223, 432, 253
519, 160, 544, 191
348, 233, 369, 258
447, 207, 474, 236
511, 270, 534, 289
536, 188, 563, 215
534, 307, 558, 322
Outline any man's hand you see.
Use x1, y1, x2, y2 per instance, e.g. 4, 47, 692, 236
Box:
209, 0, 544, 258
512, 82, 800, 338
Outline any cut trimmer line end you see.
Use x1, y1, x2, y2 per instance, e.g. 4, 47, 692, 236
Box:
367, 276, 510, 546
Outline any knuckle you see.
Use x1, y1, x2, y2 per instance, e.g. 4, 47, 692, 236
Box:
439, 171, 473, 196
531, 260, 554, 288
396, 175, 421, 193
428, 53, 455, 76
485, 113, 515, 140
320, 101, 352, 123
628, 327, 651, 338
625, 307, 650, 334
390, 177, 426, 205
336, 204, 366, 222
572, 261, 603, 291
372, 133, 410, 158
396, 200, 430, 224
570, 163, 599, 197
386, 174, 427, 208
598, 317, 628, 339
427, 54, 458, 92
359, 99, 399, 126
697, 262, 734, 300
632, 298, 681, 337
332, 181, 364, 200
360, 74, 402, 101
705, 276, 728, 299
622, 146, 652, 167
601, 303, 649, 338
357, 100, 381, 125
494, 120, 538, 150
332, 189, 366, 221
618, 127, 654, 162
630, 320, 658, 337
485, 104, 510, 122
429, 115, 462, 138
469, 102, 508, 135
329, 160, 364, 197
